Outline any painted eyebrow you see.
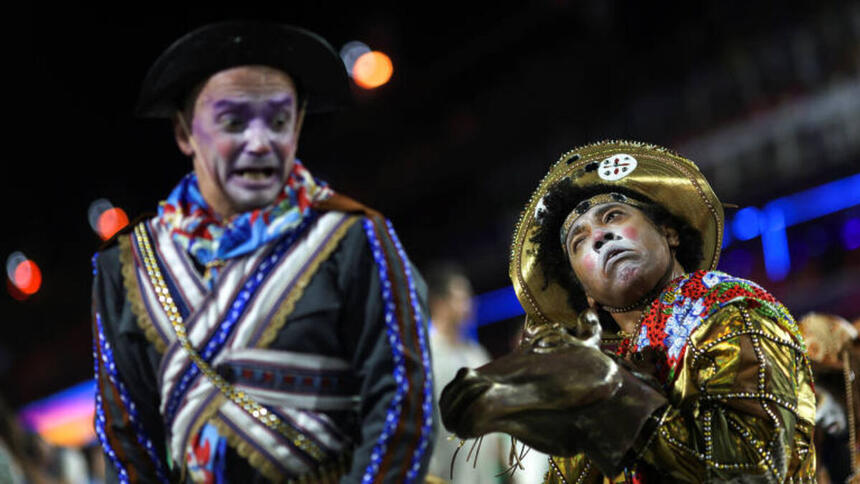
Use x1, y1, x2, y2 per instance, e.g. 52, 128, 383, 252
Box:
569, 203, 625, 240
593, 203, 619, 221
266, 96, 294, 108
211, 99, 253, 114
569, 224, 586, 240
211, 96, 295, 111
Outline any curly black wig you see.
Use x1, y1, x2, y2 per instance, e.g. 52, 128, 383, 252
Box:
532, 181, 704, 314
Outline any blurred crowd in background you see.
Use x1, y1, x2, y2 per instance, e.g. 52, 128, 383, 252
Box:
0, 395, 103, 484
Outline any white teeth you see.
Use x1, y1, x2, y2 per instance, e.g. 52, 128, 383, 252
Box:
239, 171, 269, 180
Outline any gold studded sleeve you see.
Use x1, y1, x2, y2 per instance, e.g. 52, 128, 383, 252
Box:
638, 303, 817, 482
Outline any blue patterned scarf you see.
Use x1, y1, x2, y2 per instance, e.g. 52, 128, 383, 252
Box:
156, 160, 332, 283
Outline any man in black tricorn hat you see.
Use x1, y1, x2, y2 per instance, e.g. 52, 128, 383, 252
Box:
91, 22, 434, 483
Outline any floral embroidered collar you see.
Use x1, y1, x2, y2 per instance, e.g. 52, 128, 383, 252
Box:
627, 270, 803, 385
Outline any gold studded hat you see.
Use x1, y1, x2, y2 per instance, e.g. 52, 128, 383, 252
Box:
509, 140, 724, 327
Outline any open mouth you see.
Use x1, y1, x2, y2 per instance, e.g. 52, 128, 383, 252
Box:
233, 168, 276, 181
603, 248, 630, 272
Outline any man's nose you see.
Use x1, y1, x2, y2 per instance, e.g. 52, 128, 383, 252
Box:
245, 122, 272, 155
593, 232, 617, 251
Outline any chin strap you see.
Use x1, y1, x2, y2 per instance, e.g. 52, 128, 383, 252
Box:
601, 284, 664, 314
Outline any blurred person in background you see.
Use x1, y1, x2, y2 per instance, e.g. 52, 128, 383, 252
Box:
0, 394, 72, 484
798, 313, 860, 483
19, 429, 67, 484
0, 396, 26, 483
91, 21, 433, 483
56, 445, 88, 484
425, 263, 505, 483
83, 444, 105, 484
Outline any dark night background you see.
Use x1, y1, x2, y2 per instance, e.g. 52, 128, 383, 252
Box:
1, 2, 858, 412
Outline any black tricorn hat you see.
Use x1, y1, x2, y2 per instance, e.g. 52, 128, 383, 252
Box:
135, 21, 351, 118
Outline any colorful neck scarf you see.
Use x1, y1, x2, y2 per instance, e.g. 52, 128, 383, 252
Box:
156, 160, 333, 276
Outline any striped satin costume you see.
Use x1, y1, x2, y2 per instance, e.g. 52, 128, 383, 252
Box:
91, 207, 435, 483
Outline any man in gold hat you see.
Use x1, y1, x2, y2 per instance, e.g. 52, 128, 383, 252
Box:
439, 140, 816, 482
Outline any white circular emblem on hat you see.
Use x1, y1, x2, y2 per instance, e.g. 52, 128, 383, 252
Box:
598, 153, 637, 181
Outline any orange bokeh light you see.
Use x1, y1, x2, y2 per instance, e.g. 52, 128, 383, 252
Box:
97, 207, 129, 240
13, 260, 42, 295
38, 410, 97, 447
353, 51, 393, 89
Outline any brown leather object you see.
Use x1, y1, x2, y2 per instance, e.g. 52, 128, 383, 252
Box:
438, 323, 667, 477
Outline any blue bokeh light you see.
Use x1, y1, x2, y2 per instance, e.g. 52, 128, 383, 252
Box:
732, 207, 762, 241
475, 285, 523, 327
721, 227, 732, 248
843, 217, 860, 250
761, 205, 790, 281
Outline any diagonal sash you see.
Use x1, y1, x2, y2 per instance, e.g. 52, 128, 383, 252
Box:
125, 211, 357, 480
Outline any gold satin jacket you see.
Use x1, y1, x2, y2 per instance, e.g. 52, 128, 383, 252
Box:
547, 273, 816, 483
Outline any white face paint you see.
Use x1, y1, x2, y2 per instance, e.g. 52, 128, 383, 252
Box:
185, 66, 300, 218
534, 195, 548, 221
597, 153, 637, 182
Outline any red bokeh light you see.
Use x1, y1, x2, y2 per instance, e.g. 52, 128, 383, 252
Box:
13, 259, 42, 295
353, 51, 393, 89
97, 207, 129, 240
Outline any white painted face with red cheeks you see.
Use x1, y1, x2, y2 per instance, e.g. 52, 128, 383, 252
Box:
180, 65, 300, 218
565, 202, 675, 309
